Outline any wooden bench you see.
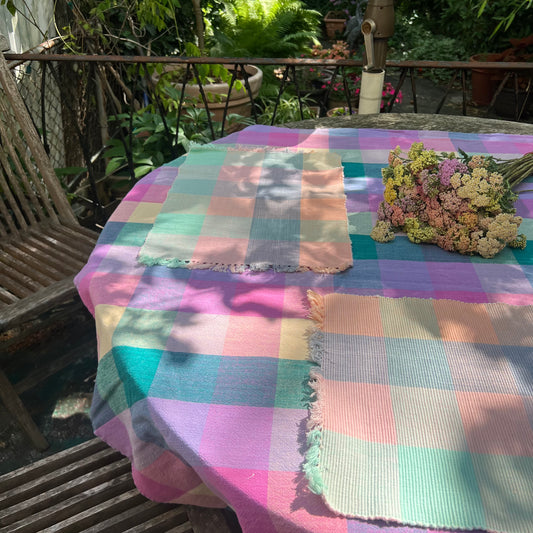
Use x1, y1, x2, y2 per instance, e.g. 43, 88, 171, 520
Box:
0, 437, 240, 533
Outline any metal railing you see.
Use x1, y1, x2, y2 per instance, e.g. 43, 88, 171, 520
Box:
4, 51, 533, 225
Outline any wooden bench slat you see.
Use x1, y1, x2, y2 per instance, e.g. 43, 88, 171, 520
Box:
0, 438, 240, 533
24, 236, 86, 272
0, 438, 108, 492
13, 241, 80, 277
38, 488, 147, 533
1, 244, 66, 281
0, 472, 135, 533
0, 286, 18, 305
80, 499, 168, 533
0, 276, 79, 330
31, 227, 94, 264
122, 508, 192, 533
0, 456, 130, 523
0, 260, 44, 292
0, 271, 33, 298
52, 224, 101, 253
0, 250, 57, 285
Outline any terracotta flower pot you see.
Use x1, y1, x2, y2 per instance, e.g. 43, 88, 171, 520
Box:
155, 64, 263, 121
470, 53, 505, 106
324, 11, 347, 40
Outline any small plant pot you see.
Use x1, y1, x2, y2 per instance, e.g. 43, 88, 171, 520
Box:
324, 11, 347, 40
326, 106, 357, 117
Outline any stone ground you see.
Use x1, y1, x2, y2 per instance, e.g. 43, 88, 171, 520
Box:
0, 303, 97, 475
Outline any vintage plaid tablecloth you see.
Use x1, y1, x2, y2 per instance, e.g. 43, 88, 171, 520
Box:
75, 125, 533, 533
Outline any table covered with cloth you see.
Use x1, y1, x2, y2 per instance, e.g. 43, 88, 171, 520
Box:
74, 125, 533, 533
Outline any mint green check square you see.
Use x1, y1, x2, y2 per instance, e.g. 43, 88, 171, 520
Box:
95, 351, 128, 415
114, 223, 153, 246
171, 178, 217, 195
322, 434, 402, 518
348, 212, 373, 235
263, 151, 302, 169
398, 445, 486, 529
150, 213, 205, 235
472, 453, 533, 533
160, 193, 211, 215
202, 215, 252, 239
186, 150, 228, 166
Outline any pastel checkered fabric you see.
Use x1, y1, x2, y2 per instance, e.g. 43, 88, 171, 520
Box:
305, 291, 533, 533
138, 144, 352, 273
75, 125, 533, 533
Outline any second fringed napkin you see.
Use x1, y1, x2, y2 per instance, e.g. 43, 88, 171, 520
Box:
305, 291, 533, 533
138, 144, 352, 273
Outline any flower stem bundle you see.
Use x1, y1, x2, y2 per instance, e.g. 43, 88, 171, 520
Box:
371, 143, 532, 258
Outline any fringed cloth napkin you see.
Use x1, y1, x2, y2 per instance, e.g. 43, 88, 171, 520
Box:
305, 291, 533, 533
138, 144, 352, 273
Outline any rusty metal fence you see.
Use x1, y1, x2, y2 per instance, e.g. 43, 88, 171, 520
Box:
4, 51, 533, 225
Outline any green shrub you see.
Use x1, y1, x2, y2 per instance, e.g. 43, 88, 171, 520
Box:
258, 95, 319, 124
388, 13, 468, 83
393, 0, 532, 53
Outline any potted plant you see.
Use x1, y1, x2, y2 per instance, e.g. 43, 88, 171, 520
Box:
153, 44, 264, 122
326, 106, 357, 117
323, 0, 367, 40
324, 11, 348, 40
470, 35, 533, 108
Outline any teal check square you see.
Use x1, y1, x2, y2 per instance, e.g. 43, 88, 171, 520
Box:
275, 359, 313, 409
342, 162, 365, 177
112, 346, 163, 407
377, 235, 426, 261
114, 223, 153, 247
350, 234, 377, 260
152, 352, 221, 403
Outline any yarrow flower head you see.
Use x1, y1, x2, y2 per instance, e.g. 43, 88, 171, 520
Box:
370, 142, 528, 258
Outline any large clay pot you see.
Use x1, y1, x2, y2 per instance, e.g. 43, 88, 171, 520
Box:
470, 53, 503, 106
157, 64, 263, 121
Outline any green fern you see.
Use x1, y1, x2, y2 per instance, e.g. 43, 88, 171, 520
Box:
210, 0, 321, 58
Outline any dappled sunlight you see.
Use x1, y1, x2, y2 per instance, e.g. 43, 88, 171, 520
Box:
52, 393, 92, 420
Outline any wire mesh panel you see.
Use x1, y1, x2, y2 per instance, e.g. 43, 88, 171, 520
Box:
15, 59, 65, 170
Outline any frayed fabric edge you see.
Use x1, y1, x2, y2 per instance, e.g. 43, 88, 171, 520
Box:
137, 255, 351, 274
303, 290, 326, 496
189, 142, 309, 154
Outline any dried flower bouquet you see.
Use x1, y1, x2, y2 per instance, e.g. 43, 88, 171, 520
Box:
371, 143, 532, 258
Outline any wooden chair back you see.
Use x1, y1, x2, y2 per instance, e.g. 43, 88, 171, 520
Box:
0, 51, 98, 330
